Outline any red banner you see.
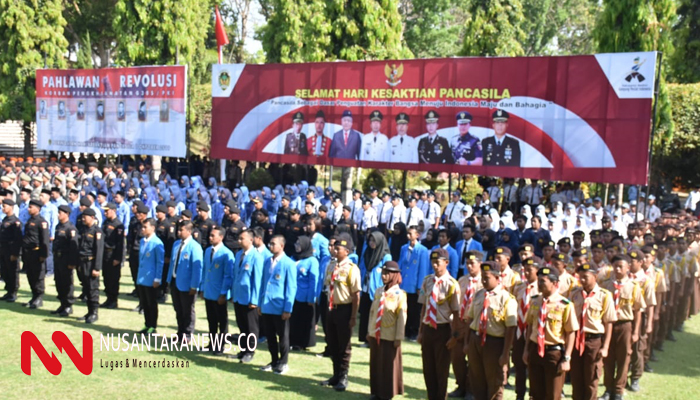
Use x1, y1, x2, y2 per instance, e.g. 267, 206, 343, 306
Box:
211, 53, 656, 184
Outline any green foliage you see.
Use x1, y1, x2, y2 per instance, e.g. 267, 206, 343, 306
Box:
361, 169, 387, 194
245, 167, 276, 190
0, 0, 68, 122
653, 83, 700, 187
75, 31, 93, 69
460, 0, 526, 56
670, 0, 700, 83
401, 0, 462, 58
520, 0, 598, 55
594, 0, 676, 140
189, 83, 213, 157
458, 175, 484, 204
63, 0, 118, 68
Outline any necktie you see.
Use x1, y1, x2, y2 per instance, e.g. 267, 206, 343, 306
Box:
173, 242, 184, 277
460, 277, 479, 319
328, 266, 340, 310
506, 186, 511, 204
517, 284, 532, 339
375, 290, 386, 344
407, 208, 413, 225
461, 241, 468, 266
530, 187, 535, 204
344, 132, 349, 146
425, 277, 440, 329
576, 289, 596, 355
210, 247, 216, 263
374, 136, 377, 143
613, 280, 622, 310
449, 202, 457, 221
538, 298, 549, 357
400, 137, 404, 144
479, 290, 492, 345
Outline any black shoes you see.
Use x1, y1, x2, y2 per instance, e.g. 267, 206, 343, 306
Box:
320, 375, 340, 387
240, 353, 254, 363
59, 307, 73, 317
333, 374, 348, 391
628, 379, 641, 392
85, 313, 98, 324
448, 388, 466, 398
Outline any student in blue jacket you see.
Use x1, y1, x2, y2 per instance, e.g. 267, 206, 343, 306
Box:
399, 226, 431, 340
232, 230, 264, 363
432, 229, 460, 278
137, 218, 165, 334
258, 235, 297, 375
358, 230, 392, 345
290, 236, 320, 351
306, 218, 331, 270
167, 221, 204, 343
200, 227, 235, 354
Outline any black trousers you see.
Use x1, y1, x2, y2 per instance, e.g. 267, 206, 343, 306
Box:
290, 300, 317, 348
171, 282, 196, 337
234, 302, 259, 355
263, 313, 290, 365
138, 285, 159, 329
358, 291, 372, 342
405, 292, 421, 338
102, 254, 121, 301
205, 299, 229, 352
318, 292, 330, 354
129, 250, 140, 286
160, 257, 170, 298
327, 303, 353, 377
23, 248, 45, 300
53, 256, 74, 308
79, 259, 100, 312
1, 251, 20, 295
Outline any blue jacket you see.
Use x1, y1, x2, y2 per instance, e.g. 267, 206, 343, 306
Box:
167, 237, 204, 292
232, 248, 264, 306
455, 239, 485, 271
311, 233, 331, 269
316, 257, 333, 299
527, 228, 552, 257
116, 201, 131, 236
200, 245, 235, 301
137, 235, 165, 286
256, 245, 273, 266
398, 242, 431, 294
40, 203, 58, 240
360, 253, 392, 301
294, 257, 319, 303
259, 254, 297, 315
432, 244, 459, 278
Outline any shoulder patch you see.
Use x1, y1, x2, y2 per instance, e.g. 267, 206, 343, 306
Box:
41, 221, 48, 229
96, 232, 102, 240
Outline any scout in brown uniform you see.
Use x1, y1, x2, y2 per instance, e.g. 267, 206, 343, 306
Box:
571, 249, 589, 270
640, 245, 666, 363
523, 267, 579, 400
494, 246, 521, 294
418, 248, 461, 400
448, 250, 483, 399
463, 261, 517, 400
321, 233, 361, 392
627, 249, 656, 392
661, 239, 680, 342
552, 252, 579, 298
515, 244, 541, 281
570, 263, 616, 400
674, 238, 691, 332
511, 258, 539, 400
598, 254, 645, 400
592, 243, 612, 283
367, 261, 407, 400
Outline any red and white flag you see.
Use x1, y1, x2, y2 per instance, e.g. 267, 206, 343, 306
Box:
215, 5, 229, 64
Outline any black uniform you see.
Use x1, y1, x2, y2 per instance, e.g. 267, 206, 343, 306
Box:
274, 207, 291, 236
418, 135, 454, 164
482, 136, 521, 167
193, 216, 216, 249
284, 220, 304, 256
156, 216, 177, 297
223, 218, 246, 253
258, 221, 275, 245
127, 218, 144, 293
78, 223, 104, 315
53, 221, 79, 309
0, 215, 23, 298
22, 214, 50, 304
101, 217, 125, 305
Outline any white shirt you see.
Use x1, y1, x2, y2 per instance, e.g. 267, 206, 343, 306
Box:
378, 201, 393, 224
685, 190, 700, 211
444, 201, 464, 223
502, 184, 518, 205
359, 207, 378, 231
387, 134, 418, 163
425, 201, 441, 225
646, 204, 661, 223
486, 186, 501, 203
350, 199, 363, 224
405, 206, 424, 227
521, 185, 543, 205
361, 132, 389, 162
388, 203, 406, 231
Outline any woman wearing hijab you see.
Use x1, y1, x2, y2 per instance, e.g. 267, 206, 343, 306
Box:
389, 222, 408, 262
421, 228, 439, 250
290, 236, 320, 351
488, 208, 501, 232
367, 261, 406, 400
497, 227, 521, 265
480, 229, 498, 260
358, 230, 392, 345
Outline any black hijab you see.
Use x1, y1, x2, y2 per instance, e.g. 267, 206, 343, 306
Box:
364, 230, 390, 271
390, 222, 408, 261
422, 228, 439, 249
296, 236, 314, 260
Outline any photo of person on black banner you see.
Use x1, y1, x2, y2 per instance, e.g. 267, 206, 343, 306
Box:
417, 110, 453, 164
329, 109, 361, 159
284, 111, 308, 155
482, 109, 521, 167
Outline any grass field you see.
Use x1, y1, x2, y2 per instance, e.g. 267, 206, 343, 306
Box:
2, 273, 700, 399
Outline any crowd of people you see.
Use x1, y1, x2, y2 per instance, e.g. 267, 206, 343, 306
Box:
1, 154, 699, 400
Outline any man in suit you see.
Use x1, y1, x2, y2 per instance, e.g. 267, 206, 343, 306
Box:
418, 110, 453, 164
117, 102, 126, 121
232, 230, 264, 363
284, 111, 308, 155
200, 226, 235, 354
329, 110, 361, 159
258, 235, 297, 375
482, 109, 521, 167
307, 110, 332, 157
455, 223, 483, 278
167, 221, 204, 343
137, 218, 165, 334
76, 102, 85, 120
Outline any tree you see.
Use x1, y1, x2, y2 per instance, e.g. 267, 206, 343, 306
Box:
400, 0, 463, 58
520, 0, 598, 55
594, 0, 676, 141
63, 0, 119, 68
0, 0, 68, 156
670, 0, 700, 83
460, 0, 527, 56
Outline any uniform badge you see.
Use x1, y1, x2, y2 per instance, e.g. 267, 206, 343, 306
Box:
435, 143, 442, 155
215, 263, 220, 269
244, 264, 250, 270
41, 222, 47, 229
146, 251, 151, 257
184, 253, 189, 260
70, 230, 76, 237
170, 227, 174, 233
96, 232, 102, 240
300, 268, 306, 274
275, 274, 281, 280
504, 145, 512, 161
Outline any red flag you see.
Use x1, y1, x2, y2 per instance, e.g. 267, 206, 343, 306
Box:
215, 5, 229, 63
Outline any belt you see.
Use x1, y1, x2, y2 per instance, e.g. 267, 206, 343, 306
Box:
614, 320, 632, 326
545, 344, 564, 351
331, 303, 352, 309
80, 256, 95, 261
586, 333, 604, 339
472, 331, 505, 340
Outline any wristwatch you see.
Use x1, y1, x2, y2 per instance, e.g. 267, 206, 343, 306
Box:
563, 355, 571, 362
